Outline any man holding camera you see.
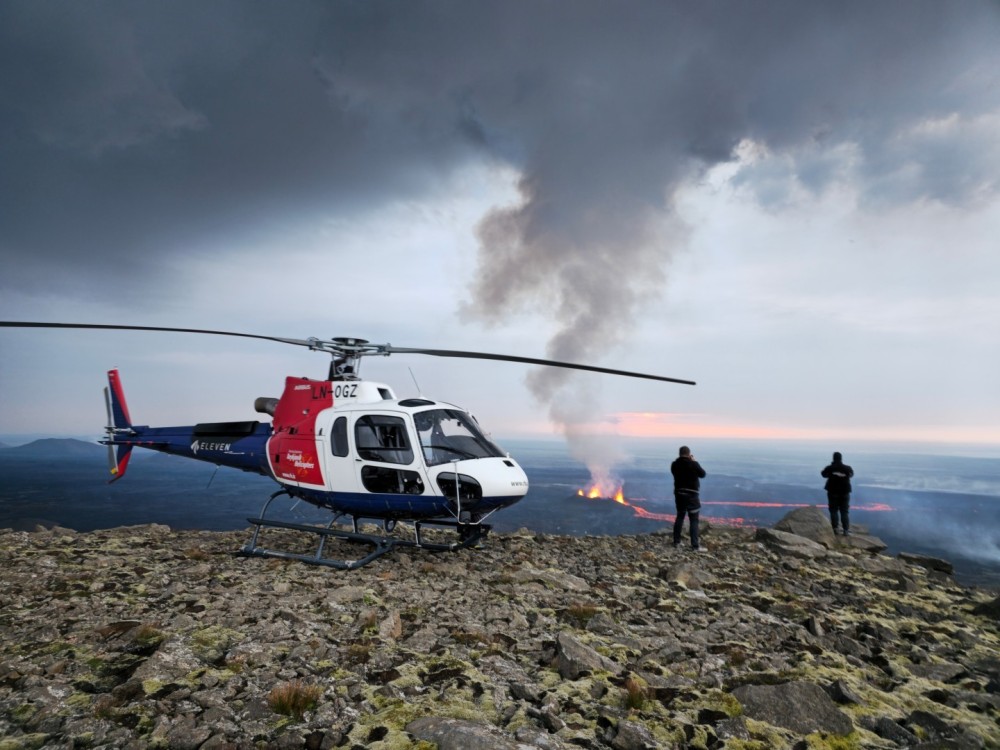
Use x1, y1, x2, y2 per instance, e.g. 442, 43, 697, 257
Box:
671, 445, 707, 552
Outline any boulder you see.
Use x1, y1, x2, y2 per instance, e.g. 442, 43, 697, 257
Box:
731, 680, 853, 735
755, 528, 829, 560
898, 552, 954, 575
659, 562, 716, 589
903, 708, 986, 748
406, 717, 520, 750
514, 566, 591, 592
972, 595, 1000, 620
774, 506, 837, 547
611, 718, 658, 750
855, 554, 912, 578
841, 533, 888, 553
555, 631, 623, 679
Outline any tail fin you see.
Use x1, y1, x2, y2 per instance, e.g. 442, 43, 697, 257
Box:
104, 369, 134, 482
106, 369, 133, 428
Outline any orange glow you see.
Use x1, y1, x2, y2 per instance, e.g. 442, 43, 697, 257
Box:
556, 412, 1000, 445
580, 483, 627, 504
700, 500, 894, 512
576, 488, 895, 525
507, 407, 1000, 447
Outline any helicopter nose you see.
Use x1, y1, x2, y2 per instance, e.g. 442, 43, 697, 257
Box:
476, 457, 530, 498
434, 457, 528, 501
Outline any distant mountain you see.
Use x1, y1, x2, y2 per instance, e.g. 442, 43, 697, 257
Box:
0, 438, 105, 459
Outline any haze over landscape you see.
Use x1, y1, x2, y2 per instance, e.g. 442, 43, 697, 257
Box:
2, 436, 999, 591
2, 3, 999, 505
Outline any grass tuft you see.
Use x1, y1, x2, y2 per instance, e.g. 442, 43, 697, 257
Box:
267, 680, 323, 720
565, 602, 600, 627
92, 694, 117, 719
623, 675, 649, 711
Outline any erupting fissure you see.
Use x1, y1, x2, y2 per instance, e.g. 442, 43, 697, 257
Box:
578, 485, 626, 504
575, 485, 896, 527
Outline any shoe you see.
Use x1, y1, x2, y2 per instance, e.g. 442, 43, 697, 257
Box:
843, 530, 851, 537
672, 541, 681, 548
693, 546, 707, 553
832, 528, 840, 535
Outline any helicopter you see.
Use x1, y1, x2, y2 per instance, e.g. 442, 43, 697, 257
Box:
0, 321, 695, 569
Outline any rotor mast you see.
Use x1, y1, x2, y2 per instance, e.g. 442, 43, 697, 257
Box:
316, 337, 389, 381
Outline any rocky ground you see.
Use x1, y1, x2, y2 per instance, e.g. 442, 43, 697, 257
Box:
1, 507, 998, 750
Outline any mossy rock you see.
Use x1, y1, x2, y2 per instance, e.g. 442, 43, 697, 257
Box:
799, 732, 864, 750
189, 625, 242, 665
80, 652, 146, 691
0, 735, 52, 750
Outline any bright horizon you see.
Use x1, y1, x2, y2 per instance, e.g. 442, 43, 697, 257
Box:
5, 425, 1000, 461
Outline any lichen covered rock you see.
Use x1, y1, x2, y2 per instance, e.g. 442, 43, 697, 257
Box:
0, 518, 997, 748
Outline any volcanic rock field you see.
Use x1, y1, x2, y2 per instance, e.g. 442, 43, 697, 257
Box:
1, 508, 998, 749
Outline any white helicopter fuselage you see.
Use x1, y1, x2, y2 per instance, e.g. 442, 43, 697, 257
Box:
262, 376, 530, 521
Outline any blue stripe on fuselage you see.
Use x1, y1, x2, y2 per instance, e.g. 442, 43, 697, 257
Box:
281, 487, 524, 520
108, 423, 274, 476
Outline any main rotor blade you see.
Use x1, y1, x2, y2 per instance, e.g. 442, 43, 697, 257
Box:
384, 346, 696, 385
0, 321, 696, 385
0, 321, 313, 347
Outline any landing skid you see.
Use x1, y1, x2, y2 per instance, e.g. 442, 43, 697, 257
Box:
240, 491, 490, 570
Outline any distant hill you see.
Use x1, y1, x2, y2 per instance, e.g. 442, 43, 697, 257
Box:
0, 438, 105, 459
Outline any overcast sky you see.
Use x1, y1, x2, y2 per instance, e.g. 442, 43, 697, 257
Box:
2, 1, 1000, 466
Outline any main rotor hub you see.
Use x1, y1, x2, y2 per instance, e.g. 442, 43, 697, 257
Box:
332, 336, 369, 347
311, 337, 390, 381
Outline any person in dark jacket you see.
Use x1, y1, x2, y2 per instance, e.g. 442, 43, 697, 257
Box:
821, 451, 854, 535
671, 445, 707, 551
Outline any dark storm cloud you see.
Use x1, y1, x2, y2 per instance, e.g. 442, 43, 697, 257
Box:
2, 0, 998, 325
455, 1, 1000, 406
0, 1, 485, 296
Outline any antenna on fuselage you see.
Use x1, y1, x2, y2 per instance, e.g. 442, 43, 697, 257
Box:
408, 366, 424, 397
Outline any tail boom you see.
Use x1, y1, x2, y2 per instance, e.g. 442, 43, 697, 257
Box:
100, 369, 272, 481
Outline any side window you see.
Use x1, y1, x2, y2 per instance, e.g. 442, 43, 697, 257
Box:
331, 416, 349, 457
360, 466, 424, 495
354, 415, 413, 465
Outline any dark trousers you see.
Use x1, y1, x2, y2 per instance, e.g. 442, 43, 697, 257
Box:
673, 492, 701, 548
828, 493, 850, 532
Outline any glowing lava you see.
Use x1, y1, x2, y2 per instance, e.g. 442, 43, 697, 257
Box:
576, 486, 895, 528
579, 486, 626, 504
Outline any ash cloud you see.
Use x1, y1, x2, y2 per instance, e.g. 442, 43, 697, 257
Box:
4, 2, 997, 293
453, 1, 1000, 465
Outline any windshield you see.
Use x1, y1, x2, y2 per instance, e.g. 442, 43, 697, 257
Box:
413, 408, 505, 466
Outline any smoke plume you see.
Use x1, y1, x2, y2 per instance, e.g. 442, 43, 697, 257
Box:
467, 173, 682, 481
458, 2, 1000, 482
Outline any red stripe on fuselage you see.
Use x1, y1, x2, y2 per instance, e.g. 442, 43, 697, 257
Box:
267, 377, 333, 486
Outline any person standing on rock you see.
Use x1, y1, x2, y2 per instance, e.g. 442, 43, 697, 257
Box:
671, 445, 707, 552
821, 451, 854, 536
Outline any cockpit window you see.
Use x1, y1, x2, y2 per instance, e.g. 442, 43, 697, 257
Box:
413, 408, 505, 466
355, 415, 413, 465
